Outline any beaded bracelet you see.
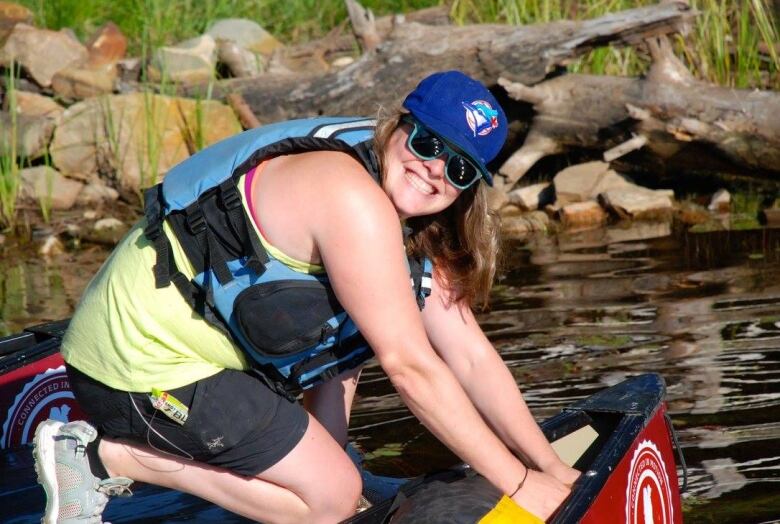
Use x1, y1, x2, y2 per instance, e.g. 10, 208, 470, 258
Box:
509, 467, 530, 498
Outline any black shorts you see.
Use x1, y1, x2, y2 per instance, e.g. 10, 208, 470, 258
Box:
67, 365, 309, 476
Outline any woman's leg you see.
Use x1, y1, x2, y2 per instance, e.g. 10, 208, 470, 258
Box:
99, 412, 361, 524
303, 366, 363, 446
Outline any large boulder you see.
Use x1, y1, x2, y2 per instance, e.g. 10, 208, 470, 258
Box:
20, 166, 84, 210
553, 161, 631, 204
0, 24, 88, 87
0, 1, 32, 43
51, 63, 117, 100
12, 91, 65, 120
0, 112, 55, 159
149, 35, 217, 85
85, 22, 127, 67
206, 18, 282, 55
50, 93, 242, 192
599, 186, 674, 220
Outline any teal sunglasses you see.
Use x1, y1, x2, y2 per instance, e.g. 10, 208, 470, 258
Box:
404, 117, 484, 190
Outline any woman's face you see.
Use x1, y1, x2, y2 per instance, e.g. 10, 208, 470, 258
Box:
383, 123, 463, 220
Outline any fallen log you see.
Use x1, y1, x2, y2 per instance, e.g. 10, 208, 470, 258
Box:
498, 35, 780, 185
199, 2, 693, 122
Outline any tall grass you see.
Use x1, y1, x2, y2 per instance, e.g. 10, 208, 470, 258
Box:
450, 0, 780, 89
0, 62, 21, 231
18, 0, 779, 89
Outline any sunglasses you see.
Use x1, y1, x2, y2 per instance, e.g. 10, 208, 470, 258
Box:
404, 118, 484, 190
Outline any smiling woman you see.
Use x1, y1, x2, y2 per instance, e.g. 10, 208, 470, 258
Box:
31, 70, 578, 524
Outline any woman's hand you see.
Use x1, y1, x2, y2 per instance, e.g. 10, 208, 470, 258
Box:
543, 460, 581, 488
511, 469, 571, 521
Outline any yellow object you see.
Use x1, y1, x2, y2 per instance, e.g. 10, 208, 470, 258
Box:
478, 495, 544, 524
62, 172, 318, 392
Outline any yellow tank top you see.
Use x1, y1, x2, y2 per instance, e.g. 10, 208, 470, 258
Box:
62, 169, 320, 392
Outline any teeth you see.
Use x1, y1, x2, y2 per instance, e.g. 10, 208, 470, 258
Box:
404, 170, 434, 195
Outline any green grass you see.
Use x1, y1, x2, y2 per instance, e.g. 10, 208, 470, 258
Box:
16, 0, 779, 89
0, 62, 21, 230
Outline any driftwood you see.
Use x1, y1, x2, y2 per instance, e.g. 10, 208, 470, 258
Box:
206, 2, 694, 121
185, 0, 779, 187
499, 35, 780, 184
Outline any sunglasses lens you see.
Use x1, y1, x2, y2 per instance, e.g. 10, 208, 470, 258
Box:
410, 132, 445, 159
446, 156, 479, 188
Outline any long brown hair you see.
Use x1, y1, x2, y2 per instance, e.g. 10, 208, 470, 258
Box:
373, 109, 500, 309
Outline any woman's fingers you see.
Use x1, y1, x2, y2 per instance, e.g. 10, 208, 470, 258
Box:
511, 470, 571, 521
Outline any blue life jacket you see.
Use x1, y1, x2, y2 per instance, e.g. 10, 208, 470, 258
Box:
143, 117, 433, 394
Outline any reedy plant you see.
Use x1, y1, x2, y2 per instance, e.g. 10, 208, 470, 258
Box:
0, 62, 21, 231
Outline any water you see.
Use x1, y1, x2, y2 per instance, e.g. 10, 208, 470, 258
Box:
1, 222, 779, 522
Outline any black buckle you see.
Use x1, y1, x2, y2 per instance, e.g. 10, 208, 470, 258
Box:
186, 207, 206, 234
144, 219, 161, 240
221, 184, 242, 210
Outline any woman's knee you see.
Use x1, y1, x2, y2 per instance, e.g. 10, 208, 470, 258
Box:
308, 458, 362, 521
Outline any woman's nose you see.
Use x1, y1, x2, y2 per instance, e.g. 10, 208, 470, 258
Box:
423, 157, 446, 177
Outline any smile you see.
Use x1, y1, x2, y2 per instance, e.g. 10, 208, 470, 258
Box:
404, 169, 434, 195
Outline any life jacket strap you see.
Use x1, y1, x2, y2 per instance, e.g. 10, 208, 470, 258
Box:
185, 203, 233, 286
288, 334, 373, 389
219, 179, 268, 275
144, 185, 172, 289
409, 256, 434, 310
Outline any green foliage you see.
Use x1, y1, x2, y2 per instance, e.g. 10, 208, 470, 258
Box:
16, 0, 779, 89
0, 62, 21, 231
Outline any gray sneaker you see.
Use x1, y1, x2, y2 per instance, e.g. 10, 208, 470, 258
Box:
33, 420, 133, 524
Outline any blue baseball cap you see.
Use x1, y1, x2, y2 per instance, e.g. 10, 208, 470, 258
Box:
402, 71, 507, 186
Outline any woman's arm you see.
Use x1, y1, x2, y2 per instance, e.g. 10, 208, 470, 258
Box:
301, 157, 567, 518
421, 277, 580, 487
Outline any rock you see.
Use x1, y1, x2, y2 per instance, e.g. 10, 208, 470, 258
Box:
331, 56, 355, 68
0, 24, 88, 87
83, 210, 98, 219
675, 202, 710, 226
560, 201, 609, 229
0, 2, 32, 43
217, 40, 265, 78
149, 35, 217, 85
507, 182, 554, 211
20, 166, 84, 210
501, 210, 550, 238
708, 189, 731, 213
38, 234, 64, 257
85, 22, 127, 67
50, 93, 242, 192
486, 184, 509, 212
11, 91, 64, 120
599, 186, 674, 220
76, 179, 119, 206
759, 208, 780, 226
88, 217, 128, 245
206, 18, 282, 56
553, 161, 632, 205
0, 112, 55, 159
51, 63, 117, 99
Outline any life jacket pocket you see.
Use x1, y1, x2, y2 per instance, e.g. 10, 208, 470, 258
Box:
233, 279, 343, 357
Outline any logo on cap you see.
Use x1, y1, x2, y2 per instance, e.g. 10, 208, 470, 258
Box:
462, 100, 499, 137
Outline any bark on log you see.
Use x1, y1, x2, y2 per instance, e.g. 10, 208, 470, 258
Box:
499, 35, 780, 185
201, 2, 693, 122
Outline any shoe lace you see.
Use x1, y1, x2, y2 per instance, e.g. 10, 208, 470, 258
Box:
98, 478, 133, 498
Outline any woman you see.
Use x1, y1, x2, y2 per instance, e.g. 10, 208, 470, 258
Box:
34, 71, 578, 524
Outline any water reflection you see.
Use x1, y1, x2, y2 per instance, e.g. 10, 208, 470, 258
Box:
352, 223, 780, 524
2, 224, 780, 522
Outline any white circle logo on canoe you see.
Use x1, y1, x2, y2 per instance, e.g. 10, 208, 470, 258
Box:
1, 366, 77, 449
625, 439, 674, 524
